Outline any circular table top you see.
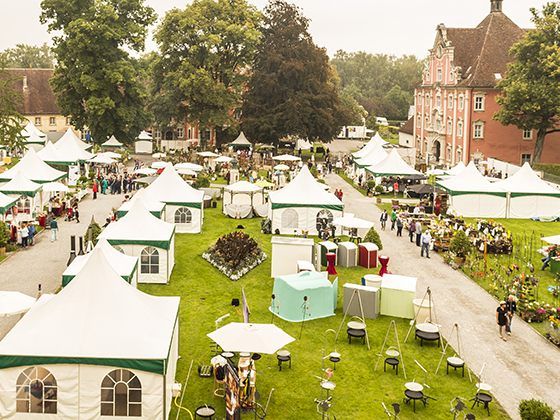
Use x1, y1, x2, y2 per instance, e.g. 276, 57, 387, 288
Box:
385, 349, 400, 358
477, 383, 492, 392
405, 382, 424, 392
447, 356, 464, 366
221, 352, 234, 359
329, 351, 341, 358
416, 323, 440, 333
321, 381, 336, 391
347, 321, 366, 330
195, 406, 216, 417
277, 349, 290, 357
239, 352, 251, 358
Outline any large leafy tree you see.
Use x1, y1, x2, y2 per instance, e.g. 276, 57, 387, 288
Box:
0, 44, 55, 68
152, 0, 261, 140
495, 3, 560, 163
0, 70, 26, 154
242, 0, 345, 144
40, 0, 156, 144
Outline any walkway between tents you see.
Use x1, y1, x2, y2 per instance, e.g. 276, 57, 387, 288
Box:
325, 173, 560, 420
0, 191, 125, 337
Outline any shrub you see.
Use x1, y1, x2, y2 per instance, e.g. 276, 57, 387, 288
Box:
519, 399, 554, 420
364, 227, 383, 250
85, 219, 102, 245
0, 222, 9, 248
193, 175, 210, 189
449, 230, 471, 258
366, 180, 376, 190
374, 185, 384, 194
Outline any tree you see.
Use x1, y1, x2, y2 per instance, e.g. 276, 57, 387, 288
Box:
152, 0, 261, 139
40, 0, 156, 144
242, 0, 345, 144
495, 3, 560, 163
0, 69, 26, 154
0, 44, 55, 68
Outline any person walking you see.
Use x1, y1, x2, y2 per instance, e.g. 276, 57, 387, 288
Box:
415, 220, 422, 247
50, 218, 58, 242
390, 209, 397, 231
74, 205, 80, 223
393, 180, 399, 197
496, 301, 509, 341
505, 295, 517, 335
92, 181, 99, 199
20, 223, 29, 248
396, 217, 403, 237
380, 210, 388, 230
408, 220, 415, 243
420, 230, 431, 258
101, 177, 108, 194
27, 223, 36, 246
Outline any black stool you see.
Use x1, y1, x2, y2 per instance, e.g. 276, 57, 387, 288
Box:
347, 328, 366, 344
471, 392, 492, 415
329, 353, 341, 370
415, 330, 441, 347
446, 357, 465, 377
403, 390, 426, 413
384, 357, 399, 375
276, 350, 291, 371
195, 405, 215, 419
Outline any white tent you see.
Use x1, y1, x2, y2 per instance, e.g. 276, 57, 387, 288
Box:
0, 292, 36, 317
37, 141, 75, 166
0, 248, 180, 419
353, 144, 388, 169
296, 138, 313, 151
495, 163, 560, 219
54, 129, 94, 162
214, 156, 234, 164
174, 162, 203, 172
143, 166, 204, 233
366, 148, 422, 177
116, 188, 166, 219
88, 155, 117, 165
101, 135, 123, 148
208, 323, 294, 354
272, 154, 301, 162
0, 172, 43, 215
223, 181, 264, 216
20, 122, 46, 151
98, 151, 121, 160
269, 166, 343, 235
135, 131, 153, 154
438, 162, 507, 218
0, 149, 66, 183
99, 201, 176, 284
447, 161, 466, 176
57, 128, 92, 150
197, 151, 219, 158
42, 182, 69, 193
0, 192, 18, 216
62, 239, 139, 287
352, 132, 388, 159
229, 131, 252, 148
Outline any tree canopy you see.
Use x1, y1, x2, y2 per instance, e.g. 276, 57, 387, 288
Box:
0, 70, 26, 154
0, 44, 55, 69
242, 0, 345, 144
495, 2, 560, 163
40, 0, 156, 144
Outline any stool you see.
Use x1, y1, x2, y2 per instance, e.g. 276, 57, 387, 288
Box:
471, 392, 492, 415
446, 357, 465, 377
329, 352, 341, 370
276, 350, 291, 371
403, 390, 425, 413
347, 328, 366, 344
195, 405, 216, 419
251, 353, 262, 361
384, 357, 399, 375
415, 330, 440, 347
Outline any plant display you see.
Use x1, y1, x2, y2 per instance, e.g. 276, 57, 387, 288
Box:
449, 230, 471, 258
193, 174, 211, 189
374, 185, 384, 194
363, 227, 383, 250
203, 231, 266, 281
518, 399, 554, 420
0, 222, 10, 248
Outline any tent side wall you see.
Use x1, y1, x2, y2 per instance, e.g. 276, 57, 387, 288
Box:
120, 244, 170, 284
508, 195, 560, 219
134, 140, 153, 155
222, 191, 264, 212
163, 204, 202, 234
449, 194, 507, 218
165, 321, 179, 418
271, 207, 343, 235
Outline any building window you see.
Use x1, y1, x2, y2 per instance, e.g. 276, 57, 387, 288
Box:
49, 117, 56, 126
448, 95, 453, 109
177, 128, 184, 139
34, 117, 41, 126
522, 129, 532, 140
187, 128, 192, 139
436, 95, 441, 108
458, 96, 464, 110
437, 68, 442, 82
16, 367, 57, 414
457, 121, 463, 137
521, 154, 532, 165
447, 120, 452, 134
174, 207, 192, 224
473, 122, 484, 139
65, 117, 72, 125
140, 247, 159, 274
474, 95, 485, 111
101, 369, 142, 417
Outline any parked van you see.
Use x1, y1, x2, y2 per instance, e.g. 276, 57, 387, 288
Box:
375, 117, 389, 126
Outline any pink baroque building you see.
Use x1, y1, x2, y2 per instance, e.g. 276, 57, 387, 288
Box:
414, 0, 560, 166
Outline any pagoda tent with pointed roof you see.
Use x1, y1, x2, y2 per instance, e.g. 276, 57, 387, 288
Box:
143, 166, 204, 233
37, 141, 76, 166
101, 135, 124, 149
365, 148, 423, 177
0, 248, 180, 418
223, 181, 264, 216
62, 239, 139, 287
0, 148, 66, 183
352, 132, 388, 159
53, 129, 94, 163
20, 121, 46, 152
495, 163, 560, 218
116, 188, 166, 219
229, 131, 252, 150
437, 162, 507, 217
98, 201, 176, 284
268, 166, 344, 235
135, 130, 153, 154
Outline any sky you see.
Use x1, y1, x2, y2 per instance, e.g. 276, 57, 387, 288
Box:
0, 0, 549, 58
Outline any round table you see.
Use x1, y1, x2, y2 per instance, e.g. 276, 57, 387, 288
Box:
476, 383, 492, 392
405, 382, 424, 392
416, 323, 439, 333
195, 405, 216, 419
221, 352, 234, 360
325, 252, 337, 275
277, 350, 290, 358
385, 349, 400, 358
347, 321, 366, 330
362, 274, 382, 288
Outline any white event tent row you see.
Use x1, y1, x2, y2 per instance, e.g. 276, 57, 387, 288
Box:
20, 121, 46, 151
269, 165, 344, 235
0, 148, 66, 184
53, 128, 94, 163
365, 148, 423, 178
353, 144, 388, 172
117, 188, 166, 219
352, 132, 388, 160
0, 248, 180, 419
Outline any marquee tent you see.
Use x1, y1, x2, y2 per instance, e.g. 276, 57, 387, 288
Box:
37, 141, 74, 166
0, 172, 43, 215
143, 166, 204, 233
62, 239, 139, 287
101, 135, 123, 148
0, 149, 66, 183
223, 181, 264, 216
353, 144, 388, 169
54, 129, 94, 162
116, 188, 166, 219
174, 162, 203, 172
229, 131, 252, 149
352, 132, 388, 159
0, 192, 17, 216
269, 166, 343, 235
98, 201, 176, 284
296, 138, 313, 151
495, 162, 560, 219
0, 249, 180, 419
447, 161, 466, 176
365, 148, 422, 177
135, 130, 153, 154
20, 122, 46, 151
437, 162, 507, 218
272, 154, 300, 162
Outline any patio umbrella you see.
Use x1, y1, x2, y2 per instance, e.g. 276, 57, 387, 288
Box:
89, 155, 116, 165
175, 162, 204, 172
272, 154, 301, 162
215, 156, 234, 163
133, 176, 157, 185
134, 167, 157, 176
42, 182, 69, 193
542, 235, 560, 245
98, 151, 121, 159
207, 322, 295, 354
151, 161, 169, 169
0, 291, 36, 317
274, 164, 290, 171
176, 168, 198, 177
197, 151, 219, 158
152, 152, 166, 159
333, 214, 374, 230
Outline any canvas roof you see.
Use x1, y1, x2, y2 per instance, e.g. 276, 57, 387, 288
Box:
230, 131, 251, 146
0, 148, 66, 183
447, 161, 466, 176
137, 130, 153, 141
269, 166, 343, 210
352, 132, 388, 159
224, 180, 262, 194
37, 141, 74, 165
117, 188, 166, 215
0, 248, 179, 373
54, 128, 94, 161
0, 191, 18, 213
0, 172, 42, 196
21, 121, 46, 144
366, 148, 422, 177
496, 163, 560, 197
144, 166, 204, 208
438, 162, 506, 196
354, 144, 388, 168
102, 135, 123, 147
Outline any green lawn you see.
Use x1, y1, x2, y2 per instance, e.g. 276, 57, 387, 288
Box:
140, 206, 507, 419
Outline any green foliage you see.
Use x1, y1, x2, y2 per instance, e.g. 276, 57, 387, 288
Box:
366, 179, 376, 190
0, 70, 26, 154
193, 174, 211, 189
242, 0, 346, 144
534, 163, 560, 177
449, 230, 471, 258
40, 0, 156, 144
374, 185, 384, 194
85, 219, 102, 245
0, 222, 10, 248
519, 399, 554, 420
152, 0, 261, 134
364, 227, 383, 250
0, 43, 54, 68
495, 3, 560, 163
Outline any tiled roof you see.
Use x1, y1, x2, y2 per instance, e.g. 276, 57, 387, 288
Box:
0, 68, 61, 115
399, 117, 414, 135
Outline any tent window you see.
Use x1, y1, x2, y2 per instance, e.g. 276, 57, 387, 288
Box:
17, 197, 31, 213
140, 247, 159, 274
281, 209, 298, 230
174, 207, 192, 224
101, 369, 142, 417
316, 209, 334, 229
16, 367, 57, 414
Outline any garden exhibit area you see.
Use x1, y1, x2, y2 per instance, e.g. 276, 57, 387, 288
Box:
141, 206, 507, 419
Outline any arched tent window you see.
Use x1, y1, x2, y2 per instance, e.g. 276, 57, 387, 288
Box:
281, 209, 298, 230
101, 369, 142, 417
16, 366, 57, 414
140, 247, 159, 274
174, 207, 192, 224
316, 209, 333, 230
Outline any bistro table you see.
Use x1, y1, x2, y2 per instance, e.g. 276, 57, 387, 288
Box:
415, 323, 441, 347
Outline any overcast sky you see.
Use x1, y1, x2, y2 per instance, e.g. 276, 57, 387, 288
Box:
0, 0, 548, 58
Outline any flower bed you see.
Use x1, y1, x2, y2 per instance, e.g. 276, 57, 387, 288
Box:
202, 231, 267, 281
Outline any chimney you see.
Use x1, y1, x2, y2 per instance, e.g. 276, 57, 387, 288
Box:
491, 0, 503, 12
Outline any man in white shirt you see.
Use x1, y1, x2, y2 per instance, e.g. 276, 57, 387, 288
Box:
421, 230, 432, 258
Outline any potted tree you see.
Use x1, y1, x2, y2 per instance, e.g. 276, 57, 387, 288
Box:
366, 180, 376, 196
449, 230, 471, 266
375, 185, 384, 203
0, 222, 10, 257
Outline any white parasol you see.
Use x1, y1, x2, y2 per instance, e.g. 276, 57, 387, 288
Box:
197, 151, 219, 158
175, 162, 204, 172
207, 322, 295, 354
542, 235, 560, 245
151, 161, 169, 169
134, 167, 157, 176
152, 152, 166, 159
0, 291, 36, 317
89, 155, 116, 165
272, 154, 301, 162
214, 156, 234, 163
274, 164, 290, 171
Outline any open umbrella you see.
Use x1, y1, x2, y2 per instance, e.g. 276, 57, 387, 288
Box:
197, 151, 219, 158
89, 155, 117, 165
98, 151, 121, 159
215, 156, 234, 163
176, 168, 198, 177
134, 167, 157, 176
0, 291, 36, 317
151, 161, 169, 169
542, 235, 560, 245
274, 164, 290, 171
208, 322, 295, 354
407, 184, 443, 196
273, 154, 301, 162
42, 182, 69, 193
175, 162, 204, 172
333, 214, 374, 230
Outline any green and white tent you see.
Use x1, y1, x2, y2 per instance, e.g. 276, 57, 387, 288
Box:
0, 248, 180, 419
0, 148, 66, 183
116, 188, 166, 219
99, 200, 175, 284
352, 132, 388, 159
269, 166, 343, 235
20, 121, 46, 151
37, 141, 76, 166
365, 148, 422, 177
0, 192, 17, 217
101, 135, 123, 148
53, 128, 94, 163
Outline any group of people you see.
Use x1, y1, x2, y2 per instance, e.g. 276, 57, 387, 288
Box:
92, 173, 136, 198
496, 295, 517, 341
380, 208, 433, 258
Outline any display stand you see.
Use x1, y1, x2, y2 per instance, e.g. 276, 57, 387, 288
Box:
404, 287, 440, 349
374, 320, 407, 379
435, 323, 472, 382
334, 287, 370, 350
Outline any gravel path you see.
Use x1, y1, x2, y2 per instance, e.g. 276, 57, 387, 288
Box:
326, 173, 560, 420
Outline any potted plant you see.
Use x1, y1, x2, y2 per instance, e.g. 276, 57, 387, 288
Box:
366, 180, 376, 196
449, 230, 471, 266
374, 185, 384, 203
0, 222, 10, 257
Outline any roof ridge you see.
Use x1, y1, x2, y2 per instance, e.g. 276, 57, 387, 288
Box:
469, 13, 495, 87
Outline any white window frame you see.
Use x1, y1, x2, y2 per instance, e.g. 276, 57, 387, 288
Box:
474, 95, 485, 111
458, 95, 464, 111
437, 68, 442, 82
448, 94, 453, 109
457, 121, 463, 137
49, 116, 56, 126
174, 207, 192, 224
522, 129, 532, 140
16, 367, 57, 414
65, 117, 71, 125
447, 119, 452, 134
101, 369, 142, 417
436, 95, 441, 108
34, 117, 41, 126
473, 122, 484, 139
140, 247, 159, 274
177, 128, 184, 139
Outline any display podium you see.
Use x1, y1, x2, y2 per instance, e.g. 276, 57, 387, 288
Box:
343, 283, 380, 319
271, 236, 314, 277
380, 274, 417, 319
359, 242, 378, 268
338, 242, 358, 267
318, 241, 338, 266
